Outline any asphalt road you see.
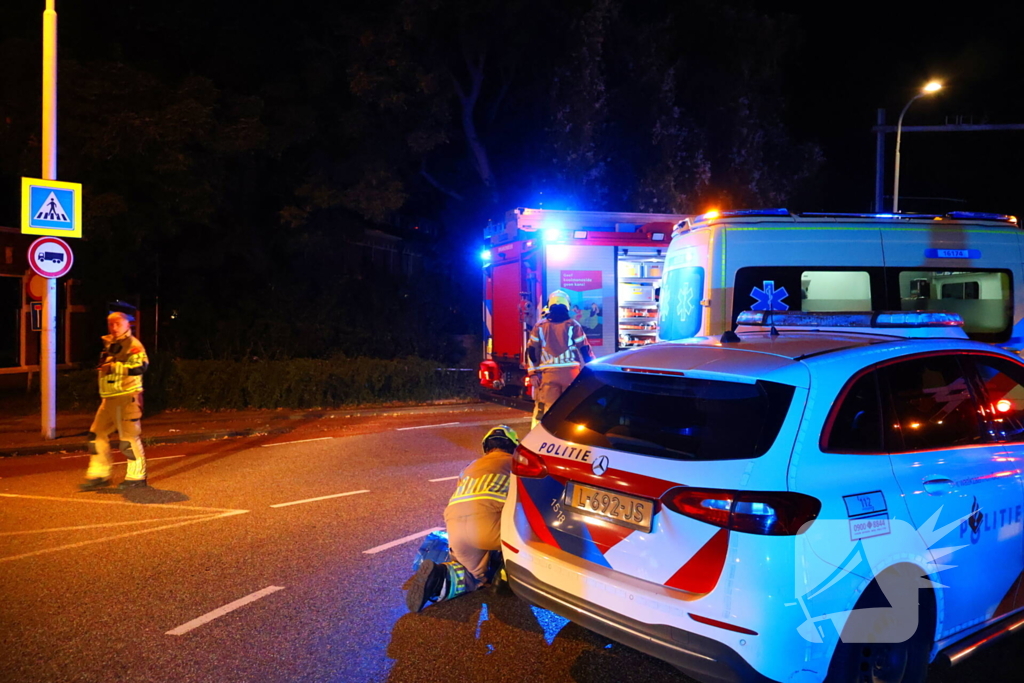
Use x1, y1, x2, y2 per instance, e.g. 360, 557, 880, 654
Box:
1, 406, 1021, 682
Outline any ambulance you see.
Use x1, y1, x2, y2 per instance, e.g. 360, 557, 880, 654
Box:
658, 209, 1024, 349
479, 207, 688, 396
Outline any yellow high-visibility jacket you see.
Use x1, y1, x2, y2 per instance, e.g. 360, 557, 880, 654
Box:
97, 333, 149, 398
447, 450, 512, 512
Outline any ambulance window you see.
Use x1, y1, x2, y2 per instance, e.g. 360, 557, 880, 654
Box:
823, 370, 884, 454
967, 356, 1024, 443
879, 355, 983, 452
896, 270, 1011, 342
800, 271, 871, 312
733, 267, 884, 328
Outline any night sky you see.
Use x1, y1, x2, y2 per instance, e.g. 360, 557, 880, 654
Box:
3, 2, 1022, 217
2, 1, 1023, 358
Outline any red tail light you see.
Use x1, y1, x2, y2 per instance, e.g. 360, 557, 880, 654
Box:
512, 444, 548, 479
662, 487, 820, 536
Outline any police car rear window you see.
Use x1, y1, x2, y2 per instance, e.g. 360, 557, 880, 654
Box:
541, 368, 795, 461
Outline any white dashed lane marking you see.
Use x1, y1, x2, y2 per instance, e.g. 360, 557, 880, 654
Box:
428, 476, 458, 482
261, 437, 334, 447
166, 586, 286, 636
269, 489, 370, 509
395, 422, 460, 431
362, 527, 444, 555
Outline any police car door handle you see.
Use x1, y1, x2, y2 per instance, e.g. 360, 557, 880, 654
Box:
922, 477, 955, 495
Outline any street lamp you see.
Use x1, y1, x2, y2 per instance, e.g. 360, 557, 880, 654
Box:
893, 80, 943, 213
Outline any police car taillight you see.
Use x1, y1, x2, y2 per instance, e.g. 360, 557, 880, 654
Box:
512, 445, 548, 479
662, 487, 820, 535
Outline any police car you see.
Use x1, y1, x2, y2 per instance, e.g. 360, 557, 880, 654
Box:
500, 311, 1024, 683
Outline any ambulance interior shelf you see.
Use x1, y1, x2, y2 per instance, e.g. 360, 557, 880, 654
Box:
617, 247, 664, 349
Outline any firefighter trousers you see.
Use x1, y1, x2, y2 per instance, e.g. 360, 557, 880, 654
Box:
87, 393, 146, 481
531, 366, 580, 428
443, 507, 501, 594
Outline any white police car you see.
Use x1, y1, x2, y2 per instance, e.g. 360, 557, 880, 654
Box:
500, 311, 1024, 683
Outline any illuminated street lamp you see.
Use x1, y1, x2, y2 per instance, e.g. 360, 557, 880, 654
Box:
893, 80, 943, 213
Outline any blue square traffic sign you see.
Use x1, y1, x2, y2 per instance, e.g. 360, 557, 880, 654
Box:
21, 177, 83, 238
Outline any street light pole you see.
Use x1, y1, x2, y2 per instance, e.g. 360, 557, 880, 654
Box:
40, 0, 58, 439
892, 81, 942, 213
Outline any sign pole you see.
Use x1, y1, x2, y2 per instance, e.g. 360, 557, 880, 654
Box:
40, 0, 58, 439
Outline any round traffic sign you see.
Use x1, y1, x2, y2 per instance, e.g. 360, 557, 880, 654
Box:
28, 236, 74, 279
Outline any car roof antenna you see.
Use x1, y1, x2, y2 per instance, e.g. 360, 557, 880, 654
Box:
769, 309, 780, 337
720, 328, 741, 343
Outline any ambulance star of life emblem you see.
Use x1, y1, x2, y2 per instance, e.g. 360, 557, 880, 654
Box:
591, 455, 609, 476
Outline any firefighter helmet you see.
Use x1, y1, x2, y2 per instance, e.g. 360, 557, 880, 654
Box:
481, 425, 519, 453
547, 289, 571, 309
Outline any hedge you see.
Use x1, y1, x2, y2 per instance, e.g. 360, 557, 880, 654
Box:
57, 355, 478, 412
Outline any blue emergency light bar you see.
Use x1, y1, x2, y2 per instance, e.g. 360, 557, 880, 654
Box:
946, 211, 1018, 223
736, 310, 964, 328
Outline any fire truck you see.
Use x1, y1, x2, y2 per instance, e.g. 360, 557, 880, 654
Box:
479, 207, 688, 397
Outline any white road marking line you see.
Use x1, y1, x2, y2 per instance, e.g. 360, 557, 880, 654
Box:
452, 418, 532, 428
0, 513, 217, 536
0, 510, 248, 564
0, 491, 245, 511
261, 437, 333, 447
428, 476, 458, 482
166, 586, 286, 636
363, 527, 444, 555
112, 454, 187, 465
269, 489, 370, 509
395, 422, 460, 431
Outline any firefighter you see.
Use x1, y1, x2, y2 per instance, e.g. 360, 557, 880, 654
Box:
526, 290, 594, 427
79, 312, 149, 491
406, 425, 519, 612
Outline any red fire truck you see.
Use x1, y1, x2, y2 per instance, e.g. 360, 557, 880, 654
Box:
479, 207, 688, 397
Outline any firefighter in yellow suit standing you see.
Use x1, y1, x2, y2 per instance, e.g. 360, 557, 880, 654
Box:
80, 311, 150, 491
406, 425, 519, 612
527, 290, 594, 427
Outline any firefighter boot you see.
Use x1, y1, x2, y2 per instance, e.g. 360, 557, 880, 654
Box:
406, 560, 448, 612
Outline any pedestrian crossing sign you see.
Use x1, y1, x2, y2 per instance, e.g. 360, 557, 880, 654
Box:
21, 177, 82, 238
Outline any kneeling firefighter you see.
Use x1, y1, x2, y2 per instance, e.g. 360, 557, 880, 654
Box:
406, 425, 519, 612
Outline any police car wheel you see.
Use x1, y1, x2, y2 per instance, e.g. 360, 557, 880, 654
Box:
825, 564, 935, 683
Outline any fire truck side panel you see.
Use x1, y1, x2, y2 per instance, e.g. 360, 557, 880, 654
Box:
490, 260, 525, 360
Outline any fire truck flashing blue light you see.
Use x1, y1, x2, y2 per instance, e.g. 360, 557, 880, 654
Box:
544, 228, 566, 242
481, 249, 492, 261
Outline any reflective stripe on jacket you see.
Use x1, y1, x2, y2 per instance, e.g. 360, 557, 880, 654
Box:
528, 319, 589, 370
448, 472, 510, 506
446, 449, 513, 510
98, 333, 149, 398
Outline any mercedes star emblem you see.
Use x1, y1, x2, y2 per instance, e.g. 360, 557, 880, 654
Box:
591, 455, 609, 476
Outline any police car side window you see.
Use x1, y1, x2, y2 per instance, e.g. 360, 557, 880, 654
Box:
823, 369, 884, 454
880, 355, 983, 452
966, 356, 1024, 443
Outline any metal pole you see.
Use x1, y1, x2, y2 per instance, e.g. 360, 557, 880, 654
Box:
893, 94, 922, 214
40, 0, 57, 440
875, 108, 885, 212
